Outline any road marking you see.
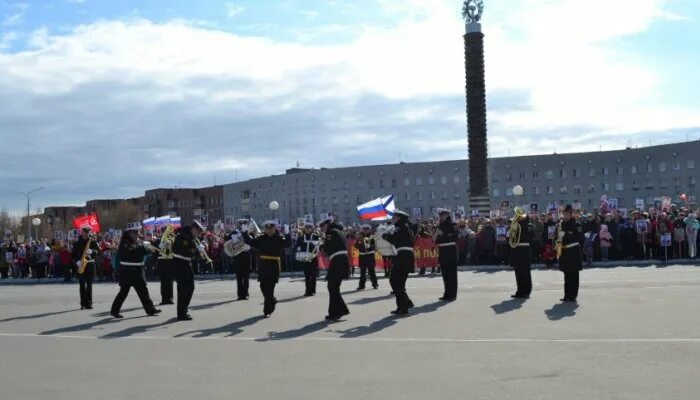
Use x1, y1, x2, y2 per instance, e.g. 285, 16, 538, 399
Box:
0, 332, 699, 344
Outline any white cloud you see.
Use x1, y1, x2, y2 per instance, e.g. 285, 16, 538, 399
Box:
225, 3, 245, 18
0, 32, 18, 50
0, 0, 697, 209
2, 3, 29, 27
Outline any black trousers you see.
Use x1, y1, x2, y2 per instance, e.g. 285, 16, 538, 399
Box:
234, 252, 251, 299
439, 246, 458, 300
563, 269, 579, 300
157, 258, 174, 303
173, 259, 195, 318
260, 281, 277, 315
327, 255, 349, 318
111, 266, 156, 314
510, 246, 532, 297
78, 263, 95, 307
560, 246, 582, 300
299, 260, 318, 295
358, 255, 377, 289
390, 251, 413, 311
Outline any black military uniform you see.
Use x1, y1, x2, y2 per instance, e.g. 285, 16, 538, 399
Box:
382, 211, 415, 314
231, 228, 252, 300
250, 225, 291, 317
296, 228, 320, 296
509, 213, 534, 299
321, 220, 350, 321
558, 205, 584, 302
154, 234, 174, 305
71, 229, 100, 309
435, 211, 458, 301
171, 223, 202, 321
110, 226, 160, 318
354, 227, 378, 290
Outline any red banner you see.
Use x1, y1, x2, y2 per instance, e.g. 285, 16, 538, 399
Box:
316, 238, 438, 270
72, 213, 101, 233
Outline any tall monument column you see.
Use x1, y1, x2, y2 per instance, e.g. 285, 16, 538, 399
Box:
463, 0, 490, 215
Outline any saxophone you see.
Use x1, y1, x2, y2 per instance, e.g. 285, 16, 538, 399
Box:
78, 235, 94, 274
158, 225, 176, 258
554, 219, 565, 258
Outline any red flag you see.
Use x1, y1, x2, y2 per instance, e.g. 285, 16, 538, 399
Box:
73, 213, 101, 233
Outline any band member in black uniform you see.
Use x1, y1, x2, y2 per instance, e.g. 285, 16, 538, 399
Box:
72, 226, 100, 309
382, 210, 415, 315
250, 221, 291, 317
296, 222, 320, 297
171, 220, 206, 321
319, 216, 350, 321
110, 222, 161, 318
231, 219, 253, 300
435, 209, 458, 301
557, 205, 584, 302
155, 225, 175, 305
508, 207, 534, 299
354, 224, 378, 290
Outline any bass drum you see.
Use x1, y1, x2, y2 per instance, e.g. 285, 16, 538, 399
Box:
224, 233, 249, 257
373, 225, 397, 256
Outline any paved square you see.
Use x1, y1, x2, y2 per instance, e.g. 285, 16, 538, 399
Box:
1, 265, 699, 399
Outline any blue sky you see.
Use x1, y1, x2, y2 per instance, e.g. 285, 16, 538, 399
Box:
1, 0, 699, 212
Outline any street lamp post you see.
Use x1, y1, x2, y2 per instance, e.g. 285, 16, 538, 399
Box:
18, 187, 44, 242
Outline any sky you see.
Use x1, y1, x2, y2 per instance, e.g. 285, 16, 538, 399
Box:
1, 0, 699, 213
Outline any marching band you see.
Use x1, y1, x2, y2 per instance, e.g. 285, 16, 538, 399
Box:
72, 205, 585, 323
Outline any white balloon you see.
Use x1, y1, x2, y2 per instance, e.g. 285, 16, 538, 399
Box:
269, 201, 279, 210
512, 185, 524, 196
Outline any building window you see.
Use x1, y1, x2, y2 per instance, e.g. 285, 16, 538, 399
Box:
589, 167, 595, 177
493, 188, 500, 197
645, 182, 653, 190
440, 176, 447, 184
687, 160, 695, 169
518, 172, 526, 180
546, 186, 554, 195
560, 185, 567, 194
416, 177, 423, 186
616, 166, 623, 176
532, 171, 539, 179
404, 193, 410, 201
659, 162, 666, 172
546, 170, 553, 179
416, 192, 423, 200
601, 167, 609, 176
560, 169, 567, 178
631, 165, 638, 174
428, 175, 435, 185
379, 180, 384, 188
572, 169, 579, 178
454, 190, 460, 199
533, 186, 540, 195
646, 163, 653, 173
430, 192, 436, 200
573, 185, 582, 194
601, 183, 609, 192
673, 177, 680, 187
403, 178, 410, 187
616, 183, 624, 191
453, 175, 460, 184
441, 192, 448, 200
673, 161, 681, 171
506, 188, 514, 196
506, 172, 513, 181
391, 179, 397, 188
690, 177, 697, 186
588, 184, 596, 193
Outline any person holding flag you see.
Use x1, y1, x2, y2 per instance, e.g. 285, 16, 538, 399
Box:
382, 210, 415, 315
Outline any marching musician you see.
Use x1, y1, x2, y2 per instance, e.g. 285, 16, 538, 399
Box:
509, 208, 534, 299
319, 215, 350, 321
435, 209, 458, 302
110, 223, 161, 318
382, 210, 415, 315
354, 224, 378, 290
295, 221, 320, 297
71, 226, 100, 310
557, 205, 584, 302
231, 219, 253, 301
249, 221, 291, 317
155, 226, 174, 305
170, 220, 206, 321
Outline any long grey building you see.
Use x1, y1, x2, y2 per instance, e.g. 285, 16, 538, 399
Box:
223, 140, 699, 223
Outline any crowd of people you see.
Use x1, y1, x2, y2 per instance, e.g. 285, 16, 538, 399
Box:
1, 205, 698, 282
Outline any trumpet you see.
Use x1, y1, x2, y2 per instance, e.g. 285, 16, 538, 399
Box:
508, 207, 526, 249
194, 237, 213, 264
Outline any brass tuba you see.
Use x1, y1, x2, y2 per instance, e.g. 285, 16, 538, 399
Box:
508, 207, 526, 249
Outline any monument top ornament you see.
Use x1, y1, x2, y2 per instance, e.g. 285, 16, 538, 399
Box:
462, 0, 484, 24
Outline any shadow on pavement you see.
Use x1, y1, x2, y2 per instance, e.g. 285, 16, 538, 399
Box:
348, 293, 394, 305
544, 302, 579, 321
276, 296, 307, 304
40, 317, 123, 335
337, 300, 449, 338
490, 298, 526, 314
101, 318, 179, 339
0, 309, 80, 323
190, 299, 236, 311
92, 307, 141, 317
257, 320, 332, 342
174, 315, 266, 338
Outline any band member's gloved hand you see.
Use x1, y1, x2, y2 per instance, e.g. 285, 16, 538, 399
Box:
86, 249, 93, 255
197, 244, 206, 253
76, 260, 82, 268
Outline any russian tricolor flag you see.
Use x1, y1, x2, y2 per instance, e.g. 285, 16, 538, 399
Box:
142, 217, 156, 230
170, 217, 182, 228
357, 195, 396, 220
